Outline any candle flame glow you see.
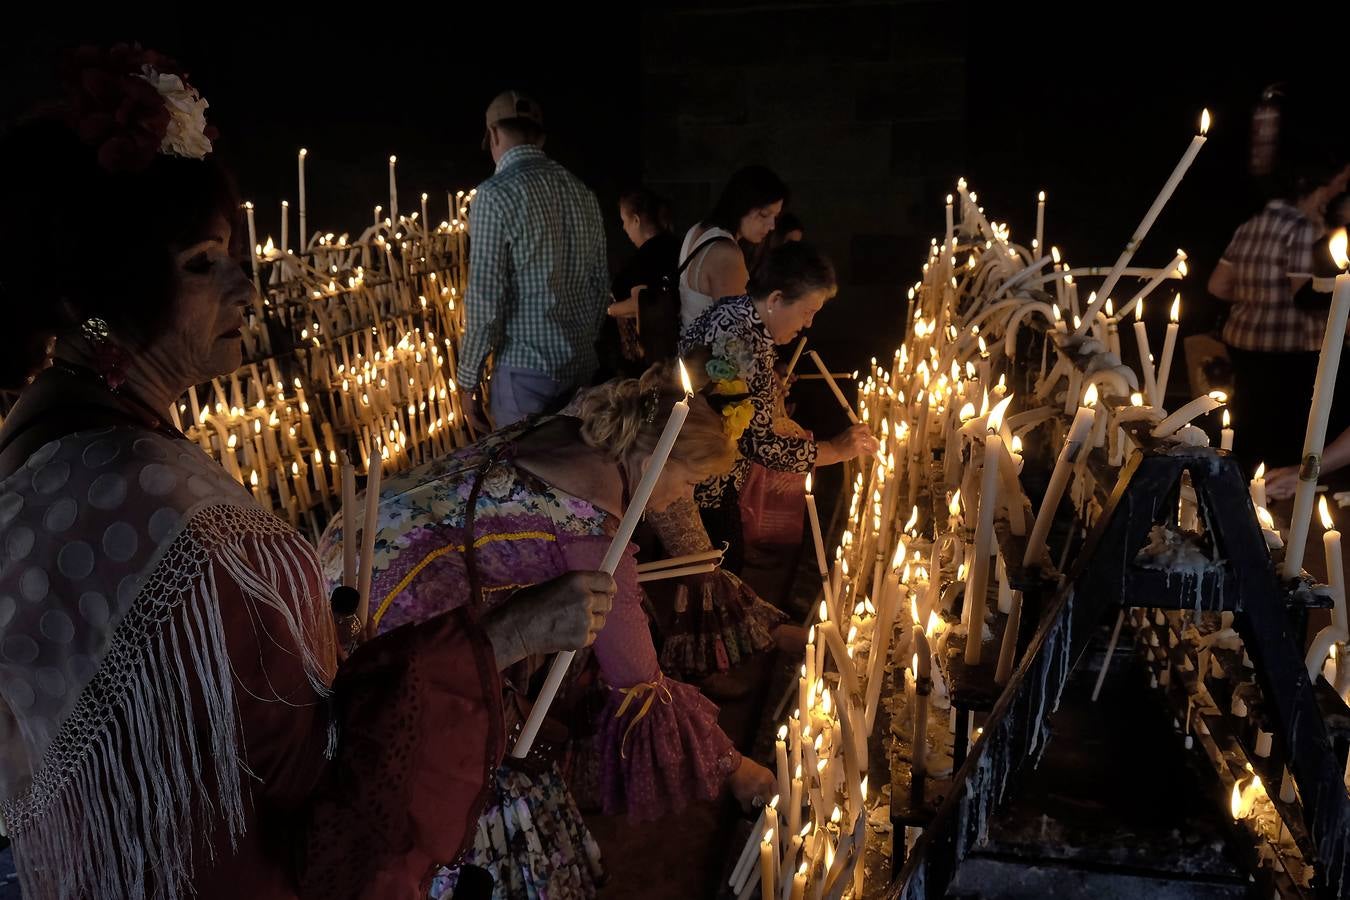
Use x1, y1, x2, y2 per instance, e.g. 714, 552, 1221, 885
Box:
949, 490, 962, 517
778, 725, 787, 741
988, 395, 1013, 432
1321, 495, 1334, 531
926, 611, 940, 637
1131, 392, 1144, 407
677, 358, 693, 395
1199, 108, 1211, 135
1255, 462, 1265, 479
959, 402, 977, 422
819, 601, 829, 622
1331, 228, 1349, 270
1230, 781, 1243, 819
1222, 409, 1230, 428
1257, 506, 1275, 529
1083, 384, 1099, 407
1170, 294, 1181, 322
905, 506, 920, 532
1011, 435, 1023, 454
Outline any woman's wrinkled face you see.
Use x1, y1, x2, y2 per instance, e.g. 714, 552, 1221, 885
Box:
739, 200, 783, 245
147, 214, 254, 387
763, 288, 831, 345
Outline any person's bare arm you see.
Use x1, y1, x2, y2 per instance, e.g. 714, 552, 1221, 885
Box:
698, 241, 750, 300
1208, 259, 1237, 301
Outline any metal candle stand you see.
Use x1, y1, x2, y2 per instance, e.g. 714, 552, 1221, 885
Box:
889, 414, 1350, 899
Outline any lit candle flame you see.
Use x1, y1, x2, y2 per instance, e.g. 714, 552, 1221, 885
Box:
1222, 409, 1231, 429
959, 402, 976, 422
1083, 383, 1099, 408
1170, 294, 1181, 323
1011, 435, 1024, 454
1131, 392, 1144, 407
912, 653, 919, 672
1321, 495, 1335, 531
1230, 781, 1243, 819
678, 358, 693, 395
1331, 228, 1349, 270
1255, 462, 1265, 479
819, 601, 829, 623
1208, 390, 1228, 403
250, 470, 258, 487
1256, 506, 1276, 530
778, 725, 787, 741
988, 395, 1013, 432
905, 506, 920, 532
1199, 108, 1211, 136
949, 490, 962, 517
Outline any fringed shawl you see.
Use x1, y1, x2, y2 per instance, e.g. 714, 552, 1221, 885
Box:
0, 427, 335, 899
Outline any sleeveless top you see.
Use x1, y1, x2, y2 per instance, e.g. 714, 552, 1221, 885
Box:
678, 225, 738, 330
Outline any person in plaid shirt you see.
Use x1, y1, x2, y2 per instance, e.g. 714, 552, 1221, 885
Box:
1210, 157, 1349, 469
458, 90, 610, 428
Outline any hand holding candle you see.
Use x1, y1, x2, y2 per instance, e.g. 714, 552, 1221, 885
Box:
512, 361, 694, 758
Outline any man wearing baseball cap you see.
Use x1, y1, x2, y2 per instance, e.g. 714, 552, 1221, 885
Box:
458, 89, 610, 428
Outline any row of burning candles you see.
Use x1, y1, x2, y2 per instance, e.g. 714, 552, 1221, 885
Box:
729, 148, 1350, 895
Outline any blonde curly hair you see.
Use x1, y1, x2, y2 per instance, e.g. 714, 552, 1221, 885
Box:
577, 360, 736, 481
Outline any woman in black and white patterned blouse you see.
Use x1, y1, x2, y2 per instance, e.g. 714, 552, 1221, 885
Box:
681, 243, 877, 559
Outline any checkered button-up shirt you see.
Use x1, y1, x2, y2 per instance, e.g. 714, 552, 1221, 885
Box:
457, 145, 610, 390
1219, 199, 1322, 352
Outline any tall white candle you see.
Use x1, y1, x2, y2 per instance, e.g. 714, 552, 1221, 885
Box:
1251, 462, 1267, 510
513, 362, 694, 758
1133, 298, 1160, 407
297, 148, 308, 252
388, 155, 399, 226
356, 441, 383, 625
1075, 110, 1209, 336
775, 726, 791, 813
1023, 406, 1095, 567
1151, 394, 1223, 438
966, 396, 1011, 664
1285, 230, 1350, 579
1117, 249, 1187, 321
1034, 191, 1045, 258
1155, 294, 1182, 405
809, 351, 861, 425
243, 201, 260, 285
944, 194, 954, 252
805, 473, 835, 610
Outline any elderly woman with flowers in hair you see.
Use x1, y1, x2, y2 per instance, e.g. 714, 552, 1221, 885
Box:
0, 47, 614, 900
649, 242, 878, 684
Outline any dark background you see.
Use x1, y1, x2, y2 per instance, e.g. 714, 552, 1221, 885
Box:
4, 4, 1347, 400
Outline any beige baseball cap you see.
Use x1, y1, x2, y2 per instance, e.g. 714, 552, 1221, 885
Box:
482, 90, 545, 149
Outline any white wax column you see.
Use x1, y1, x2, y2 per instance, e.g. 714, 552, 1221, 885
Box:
786, 336, 808, 379
243, 201, 260, 288
388, 155, 399, 227
1035, 191, 1045, 257
514, 371, 693, 758
944, 194, 954, 250
1117, 249, 1187, 321
818, 621, 861, 698
1151, 395, 1223, 438
1023, 406, 1095, 567
776, 729, 791, 813
865, 580, 903, 731
280, 199, 289, 257
809, 351, 861, 425
965, 414, 1005, 665
995, 587, 1022, 684
805, 476, 834, 610
356, 447, 383, 624
1133, 303, 1160, 407
1285, 241, 1350, 579
1251, 464, 1267, 511
829, 686, 864, 822
1155, 296, 1181, 405
1323, 499, 1347, 635
297, 148, 308, 252
1074, 111, 1209, 336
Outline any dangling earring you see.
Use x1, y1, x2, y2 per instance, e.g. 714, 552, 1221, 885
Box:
80, 317, 129, 390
